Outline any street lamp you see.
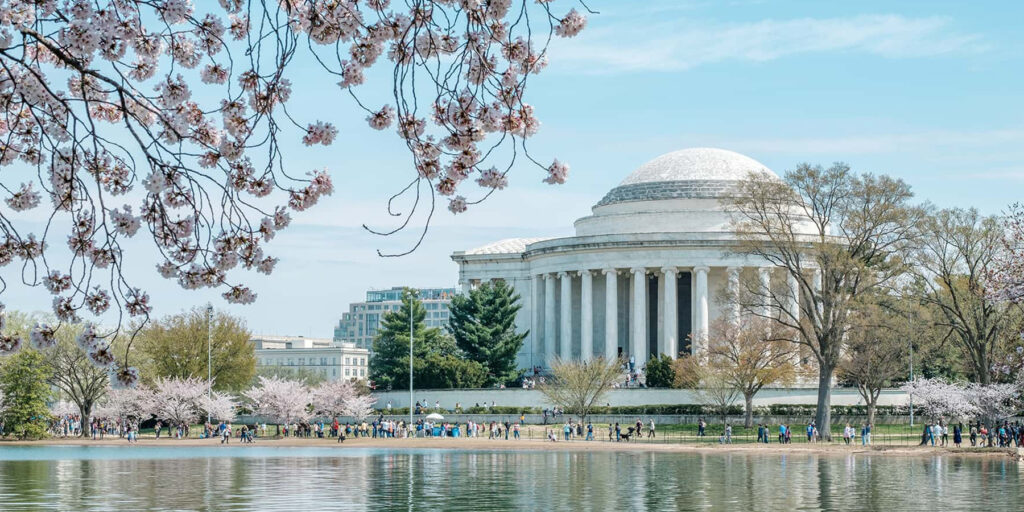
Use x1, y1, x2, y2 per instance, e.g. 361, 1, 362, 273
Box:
206, 303, 213, 424
405, 292, 409, 428
908, 336, 914, 427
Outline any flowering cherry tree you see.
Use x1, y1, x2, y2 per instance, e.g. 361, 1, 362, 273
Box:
0, 0, 590, 380
201, 390, 237, 422
990, 203, 1024, 304
343, 391, 378, 422
149, 376, 206, 428
95, 385, 152, 422
901, 378, 979, 421
902, 377, 1019, 424
311, 378, 357, 418
966, 382, 1019, 424
49, 399, 79, 418
245, 375, 310, 434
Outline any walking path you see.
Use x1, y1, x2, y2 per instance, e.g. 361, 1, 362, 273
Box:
4, 436, 1017, 459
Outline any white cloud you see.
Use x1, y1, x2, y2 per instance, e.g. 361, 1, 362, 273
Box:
553, 14, 986, 73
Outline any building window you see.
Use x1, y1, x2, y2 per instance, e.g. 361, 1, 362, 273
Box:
360, 357, 366, 365
287, 358, 293, 366
345, 369, 350, 376
345, 357, 350, 365
360, 369, 365, 377
299, 357, 305, 366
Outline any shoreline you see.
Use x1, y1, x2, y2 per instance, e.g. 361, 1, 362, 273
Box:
2, 436, 1017, 459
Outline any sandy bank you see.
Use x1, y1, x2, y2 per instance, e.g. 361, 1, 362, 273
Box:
2, 436, 1017, 459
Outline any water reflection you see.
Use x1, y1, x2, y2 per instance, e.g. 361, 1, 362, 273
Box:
0, 447, 1019, 511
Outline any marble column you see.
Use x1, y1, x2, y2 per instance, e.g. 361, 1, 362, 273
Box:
559, 271, 573, 360
662, 267, 678, 358
787, 271, 802, 365
759, 267, 772, 317
580, 270, 593, 360
631, 267, 647, 366
461, 280, 471, 295
603, 269, 618, 360
812, 268, 823, 316
787, 272, 801, 323
727, 266, 741, 323
694, 265, 710, 356
532, 274, 542, 368
543, 274, 556, 365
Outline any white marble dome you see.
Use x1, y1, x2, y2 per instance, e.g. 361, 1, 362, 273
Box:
620, 147, 776, 185
594, 148, 778, 208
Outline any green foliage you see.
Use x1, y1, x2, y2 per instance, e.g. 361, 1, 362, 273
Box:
644, 354, 676, 388
369, 289, 487, 390
0, 349, 53, 439
448, 281, 527, 386
136, 307, 256, 392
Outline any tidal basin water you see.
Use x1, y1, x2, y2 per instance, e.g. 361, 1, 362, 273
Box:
0, 445, 1021, 511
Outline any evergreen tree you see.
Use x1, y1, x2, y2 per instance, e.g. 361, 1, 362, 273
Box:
644, 354, 676, 388
448, 281, 527, 386
369, 289, 486, 390
0, 349, 53, 439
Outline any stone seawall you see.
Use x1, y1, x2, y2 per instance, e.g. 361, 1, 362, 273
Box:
369, 387, 910, 410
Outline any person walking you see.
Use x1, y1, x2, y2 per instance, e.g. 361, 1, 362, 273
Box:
615, 422, 621, 442
586, 422, 594, 441
648, 419, 655, 439
698, 418, 706, 438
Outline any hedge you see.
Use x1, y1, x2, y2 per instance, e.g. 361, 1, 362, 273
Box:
371, 404, 907, 416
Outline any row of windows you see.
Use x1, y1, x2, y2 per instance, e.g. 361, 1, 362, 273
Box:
257, 356, 366, 367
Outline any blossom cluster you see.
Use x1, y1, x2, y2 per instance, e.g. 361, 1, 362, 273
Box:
988, 203, 1024, 305
0, 0, 585, 371
901, 378, 1019, 422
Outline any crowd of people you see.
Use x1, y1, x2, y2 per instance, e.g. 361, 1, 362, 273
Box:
31, 408, 1024, 451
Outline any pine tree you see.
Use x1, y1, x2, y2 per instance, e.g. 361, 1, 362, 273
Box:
448, 281, 528, 386
369, 289, 486, 390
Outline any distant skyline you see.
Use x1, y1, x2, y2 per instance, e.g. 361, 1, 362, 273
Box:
4, 0, 1023, 337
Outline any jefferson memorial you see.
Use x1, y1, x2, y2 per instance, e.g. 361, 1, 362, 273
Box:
452, 148, 812, 370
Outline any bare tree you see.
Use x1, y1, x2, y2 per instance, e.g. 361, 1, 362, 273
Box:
0, 1, 591, 380
538, 357, 621, 425
725, 163, 921, 439
912, 208, 1020, 384
45, 324, 115, 433
706, 317, 797, 428
672, 356, 735, 425
837, 303, 908, 425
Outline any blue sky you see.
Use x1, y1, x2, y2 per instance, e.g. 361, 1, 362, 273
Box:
7, 0, 1024, 338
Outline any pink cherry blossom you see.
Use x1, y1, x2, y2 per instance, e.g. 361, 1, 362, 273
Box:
544, 158, 570, 184
448, 195, 468, 214
0, 0, 587, 367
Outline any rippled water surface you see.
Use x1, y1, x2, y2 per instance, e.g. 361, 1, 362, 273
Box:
0, 445, 1021, 511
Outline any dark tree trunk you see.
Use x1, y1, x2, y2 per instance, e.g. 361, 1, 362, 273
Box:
815, 365, 834, 441
78, 403, 91, 438
744, 393, 754, 428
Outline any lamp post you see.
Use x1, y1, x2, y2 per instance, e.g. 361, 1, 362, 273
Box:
405, 292, 409, 428
908, 336, 914, 427
206, 303, 213, 424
